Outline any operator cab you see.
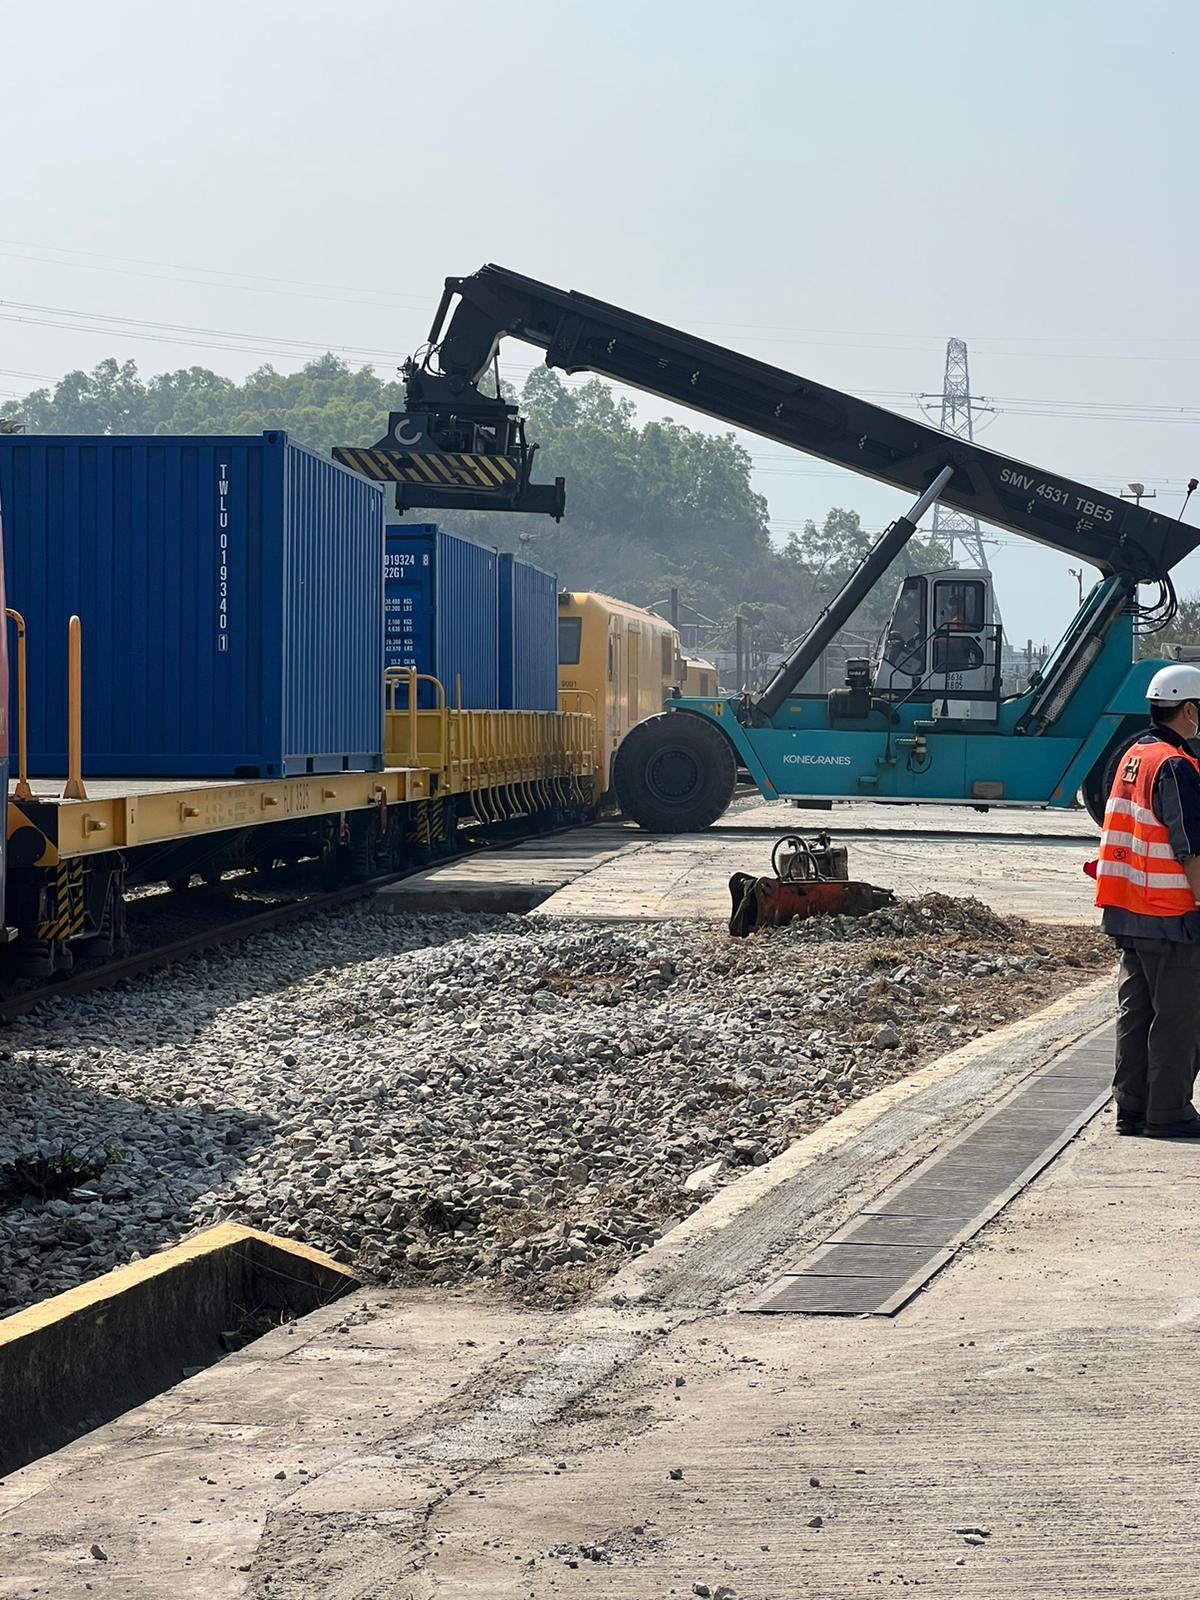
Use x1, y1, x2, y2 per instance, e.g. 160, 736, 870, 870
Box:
870, 568, 1001, 717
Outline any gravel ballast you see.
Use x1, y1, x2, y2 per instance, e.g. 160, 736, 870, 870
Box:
0, 897, 1111, 1313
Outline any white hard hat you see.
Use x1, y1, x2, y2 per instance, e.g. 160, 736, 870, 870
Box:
1145, 663, 1200, 702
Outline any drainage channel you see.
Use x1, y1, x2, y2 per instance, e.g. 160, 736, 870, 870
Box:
745, 1023, 1114, 1316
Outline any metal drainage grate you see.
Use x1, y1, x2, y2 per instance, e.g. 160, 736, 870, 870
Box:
745, 1025, 1114, 1316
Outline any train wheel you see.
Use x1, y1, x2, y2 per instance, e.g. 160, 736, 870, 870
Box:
613, 713, 737, 833
319, 831, 343, 890
346, 812, 383, 883
386, 810, 407, 871
74, 879, 129, 963
13, 936, 74, 979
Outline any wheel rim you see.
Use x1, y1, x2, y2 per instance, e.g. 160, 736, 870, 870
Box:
646, 745, 702, 805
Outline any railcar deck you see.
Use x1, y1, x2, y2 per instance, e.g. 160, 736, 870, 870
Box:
9, 767, 431, 859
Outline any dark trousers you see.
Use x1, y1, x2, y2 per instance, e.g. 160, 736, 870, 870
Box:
1114, 939, 1200, 1126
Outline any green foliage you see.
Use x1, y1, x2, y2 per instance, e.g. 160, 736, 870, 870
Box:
456, 371, 775, 618
733, 507, 953, 649
1137, 593, 1200, 659
0, 358, 951, 640
3, 354, 405, 456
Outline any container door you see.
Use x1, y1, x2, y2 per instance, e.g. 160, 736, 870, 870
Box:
384, 530, 436, 707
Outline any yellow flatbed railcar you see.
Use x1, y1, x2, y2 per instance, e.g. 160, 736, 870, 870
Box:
5, 665, 597, 978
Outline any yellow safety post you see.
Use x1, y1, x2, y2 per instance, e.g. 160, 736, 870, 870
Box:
5, 608, 32, 800
407, 666, 417, 766
63, 615, 87, 800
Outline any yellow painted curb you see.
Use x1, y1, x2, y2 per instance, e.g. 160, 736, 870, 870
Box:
1, 1223, 356, 1479
0, 1221, 351, 1348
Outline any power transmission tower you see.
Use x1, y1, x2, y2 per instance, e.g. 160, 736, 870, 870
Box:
921, 338, 995, 571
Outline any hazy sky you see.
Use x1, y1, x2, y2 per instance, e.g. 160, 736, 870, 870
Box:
2, 0, 1198, 643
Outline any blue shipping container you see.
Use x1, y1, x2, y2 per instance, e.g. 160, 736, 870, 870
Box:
498, 553, 559, 711
384, 525, 499, 709
0, 432, 384, 778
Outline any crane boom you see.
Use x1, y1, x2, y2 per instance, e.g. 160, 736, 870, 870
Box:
346, 264, 1199, 585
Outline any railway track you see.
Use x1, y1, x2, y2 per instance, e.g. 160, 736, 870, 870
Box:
590, 820, 1095, 846
0, 810, 1096, 1022
701, 823, 1095, 844
0, 870, 415, 1023
0, 814, 600, 1022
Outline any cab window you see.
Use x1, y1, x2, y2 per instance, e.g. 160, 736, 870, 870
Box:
933, 579, 985, 633
932, 632, 984, 673
558, 616, 582, 666
882, 576, 927, 675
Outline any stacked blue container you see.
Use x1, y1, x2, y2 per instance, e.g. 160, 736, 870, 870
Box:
384, 525, 499, 708
0, 431, 384, 778
498, 553, 559, 711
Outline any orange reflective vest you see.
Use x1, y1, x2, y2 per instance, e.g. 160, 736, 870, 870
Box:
1095, 737, 1200, 917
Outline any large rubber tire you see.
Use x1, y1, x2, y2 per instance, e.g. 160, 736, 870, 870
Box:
613, 712, 738, 833
1082, 724, 1144, 827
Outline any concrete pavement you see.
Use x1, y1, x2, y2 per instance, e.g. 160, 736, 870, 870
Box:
380, 799, 1099, 923
7, 972, 1186, 1600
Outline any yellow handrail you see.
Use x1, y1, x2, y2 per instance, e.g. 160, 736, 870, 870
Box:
558, 688, 598, 715
559, 688, 601, 774
383, 667, 451, 778
4, 608, 31, 800
63, 615, 87, 800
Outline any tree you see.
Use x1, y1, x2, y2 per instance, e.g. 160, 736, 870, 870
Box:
2, 355, 406, 457
440, 370, 775, 617
1137, 593, 1200, 659
771, 507, 953, 642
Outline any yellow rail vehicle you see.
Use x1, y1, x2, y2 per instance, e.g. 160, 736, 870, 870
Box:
556, 592, 682, 796
683, 657, 719, 698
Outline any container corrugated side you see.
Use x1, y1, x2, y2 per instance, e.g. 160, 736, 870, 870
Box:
283, 443, 383, 772
385, 525, 499, 709
435, 529, 498, 709
498, 553, 559, 710
0, 432, 384, 777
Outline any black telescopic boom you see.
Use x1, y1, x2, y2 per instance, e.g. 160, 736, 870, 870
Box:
414, 267, 1200, 582
753, 466, 954, 720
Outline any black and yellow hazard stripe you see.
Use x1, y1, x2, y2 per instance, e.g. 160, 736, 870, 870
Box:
333, 447, 519, 490
36, 860, 86, 942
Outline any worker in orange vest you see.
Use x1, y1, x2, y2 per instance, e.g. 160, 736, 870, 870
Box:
1095, 663, 1200, 1137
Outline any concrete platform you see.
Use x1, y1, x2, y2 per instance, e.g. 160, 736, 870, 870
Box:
376, 833, 635, 913
378, 801, 1099, 924
719, 795, 1097, 839
531, 829, 1095, 922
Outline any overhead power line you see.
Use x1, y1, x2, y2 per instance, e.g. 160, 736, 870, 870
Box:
0, 238, 429, 311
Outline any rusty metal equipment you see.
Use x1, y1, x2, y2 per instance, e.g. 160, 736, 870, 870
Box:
728, 831, 893, 936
